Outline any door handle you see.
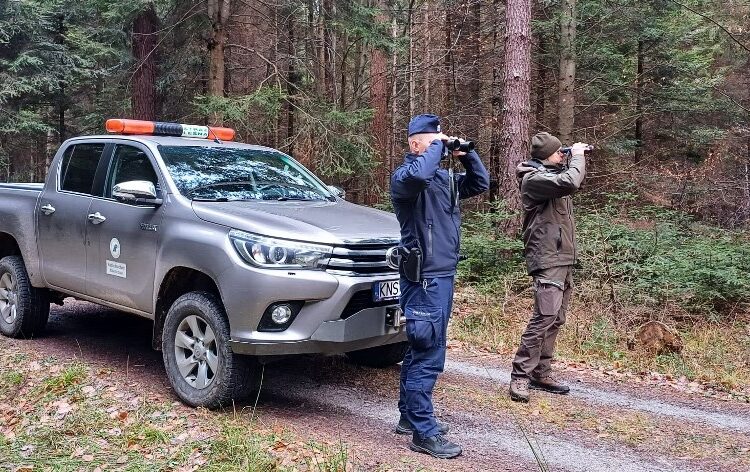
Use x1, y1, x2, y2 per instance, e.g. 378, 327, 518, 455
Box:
41, 204, 56, 215
87, 212, 107, 225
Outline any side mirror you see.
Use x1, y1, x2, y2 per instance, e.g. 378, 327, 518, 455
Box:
327, 185, 345, 200
112, 180, 162, 206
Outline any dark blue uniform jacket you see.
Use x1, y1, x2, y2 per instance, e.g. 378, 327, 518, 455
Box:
391, 140, 490, 277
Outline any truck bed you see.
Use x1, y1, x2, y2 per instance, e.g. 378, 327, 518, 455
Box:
0, 183, 44, 191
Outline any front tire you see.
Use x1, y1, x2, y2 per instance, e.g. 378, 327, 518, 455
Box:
346, 341, 409, 368
162, 291, 255, 409
0, 255, 50, 338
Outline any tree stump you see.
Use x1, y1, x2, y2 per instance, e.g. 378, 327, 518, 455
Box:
627, 321, 683, 355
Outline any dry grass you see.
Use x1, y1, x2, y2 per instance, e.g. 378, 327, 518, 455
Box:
0, 339, 355, 471
451, 284, 750, 394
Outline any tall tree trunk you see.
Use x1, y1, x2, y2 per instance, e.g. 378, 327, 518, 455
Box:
131, 2, 158, 121
306, 0, 320, 96
534, 34, 547, 129
423, 6, 431, 106
352, 41, 363, 108
462, 0, 482, 139
390, 17, 399, 171
488, 0, 503, 201
408, 5, 415, 117
443, 10, 454, 115
370, 0, 390, 199
46, 127, 55, 170
286, 13, 297, 155
339, 32, 349, 108
557, 0, 576, 144
500, 0, 532, 200
635, 39, 644, 164
207, 0, 230, 126
323, 0, 335, 102
744, 58, 750, 223
55, 13, 66, 143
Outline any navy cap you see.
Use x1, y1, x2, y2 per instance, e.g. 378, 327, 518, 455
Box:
408, 114, 441, 137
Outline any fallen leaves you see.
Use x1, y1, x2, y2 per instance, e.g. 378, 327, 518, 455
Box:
19, 444, 34, 458
53, 400, 75, 418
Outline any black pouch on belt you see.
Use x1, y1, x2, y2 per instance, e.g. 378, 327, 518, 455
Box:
401, 247, 422, 283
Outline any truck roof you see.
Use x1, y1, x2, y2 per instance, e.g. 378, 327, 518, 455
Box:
65, 135, 279, 152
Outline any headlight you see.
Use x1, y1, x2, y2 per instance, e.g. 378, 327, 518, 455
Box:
229, 230, 332, 269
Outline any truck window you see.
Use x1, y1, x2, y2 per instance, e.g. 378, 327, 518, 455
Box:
104, 145, 159, 198
60, 143, 105, 195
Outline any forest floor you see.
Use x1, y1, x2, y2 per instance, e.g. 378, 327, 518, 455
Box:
2, 299, 749, 471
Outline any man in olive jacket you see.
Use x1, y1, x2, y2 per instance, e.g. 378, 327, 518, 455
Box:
509, 132, 589, 403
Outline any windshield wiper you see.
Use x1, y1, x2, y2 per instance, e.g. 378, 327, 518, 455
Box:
192, 197, 230, 202
276, 196, 315, 201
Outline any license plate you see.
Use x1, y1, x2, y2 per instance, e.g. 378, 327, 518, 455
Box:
373, 279, 400, 302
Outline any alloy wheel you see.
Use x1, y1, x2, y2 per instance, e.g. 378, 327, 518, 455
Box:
174, 315, 218, 389
0, 272, 17, 325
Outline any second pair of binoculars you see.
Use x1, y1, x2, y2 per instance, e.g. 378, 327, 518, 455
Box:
561, 144, 594, 155
442, 136, 475, 153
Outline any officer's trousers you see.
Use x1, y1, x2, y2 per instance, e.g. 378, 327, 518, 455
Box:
397, 275, 454, 439
512, 265, 573, 379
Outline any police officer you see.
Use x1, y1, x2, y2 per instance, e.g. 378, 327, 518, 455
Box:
509, 132, 589, 402
391, 114, 489, 458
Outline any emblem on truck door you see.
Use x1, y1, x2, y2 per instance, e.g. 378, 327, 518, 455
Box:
140, 223, 159, 232
109, 238, 121, 259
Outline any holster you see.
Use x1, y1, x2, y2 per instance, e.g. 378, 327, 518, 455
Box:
385, 246, 423, 283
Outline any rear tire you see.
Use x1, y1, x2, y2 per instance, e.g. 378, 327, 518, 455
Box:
162, 291, 256, 409
346, 341, 408, 368
0, 255, 50, 338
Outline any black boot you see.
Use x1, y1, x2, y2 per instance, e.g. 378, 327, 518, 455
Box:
410, 434, 462, 459
395, 416, 450, 435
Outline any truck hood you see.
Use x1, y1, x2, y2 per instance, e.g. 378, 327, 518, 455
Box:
191, 199, 400, 245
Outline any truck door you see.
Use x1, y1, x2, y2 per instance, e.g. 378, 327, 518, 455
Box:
85, 143, 164, 313
37, 142, 107, 294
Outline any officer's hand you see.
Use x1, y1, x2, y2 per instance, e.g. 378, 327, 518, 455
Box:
434, 133, 450, 142
571, 142, 589, 157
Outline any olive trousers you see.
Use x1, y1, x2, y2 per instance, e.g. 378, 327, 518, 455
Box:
511, 265, 573, 379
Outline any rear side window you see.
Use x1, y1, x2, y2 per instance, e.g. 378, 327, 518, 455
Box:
59, 143, 105, 194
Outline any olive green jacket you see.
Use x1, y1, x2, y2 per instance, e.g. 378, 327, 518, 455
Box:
516, 154, 586, 274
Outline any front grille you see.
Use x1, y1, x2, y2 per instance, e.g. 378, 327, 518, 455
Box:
325, 243, 399, 277
341, 289, 398, 319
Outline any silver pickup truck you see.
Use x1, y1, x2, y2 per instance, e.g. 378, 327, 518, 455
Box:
0, 122, 406, 408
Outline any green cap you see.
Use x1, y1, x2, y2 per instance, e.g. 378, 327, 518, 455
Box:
530, 132, 562, 160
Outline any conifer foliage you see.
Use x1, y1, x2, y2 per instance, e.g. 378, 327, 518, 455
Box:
0, 0, 747, 224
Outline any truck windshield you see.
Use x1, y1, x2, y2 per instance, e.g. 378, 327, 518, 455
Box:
158, 145, 333, 201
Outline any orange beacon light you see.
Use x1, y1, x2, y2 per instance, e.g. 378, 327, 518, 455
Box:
105, 119, 235, 141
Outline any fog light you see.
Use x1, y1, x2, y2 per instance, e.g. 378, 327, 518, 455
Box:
271, 304, 293, 324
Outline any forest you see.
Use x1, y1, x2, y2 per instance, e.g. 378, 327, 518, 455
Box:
2, 1, 750, 470
1, 0, 749, 387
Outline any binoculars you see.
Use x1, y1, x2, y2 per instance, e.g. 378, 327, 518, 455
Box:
561, 144, 594, 154
445, 138, 475, 153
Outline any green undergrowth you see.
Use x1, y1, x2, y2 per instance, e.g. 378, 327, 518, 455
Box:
455, 192, 750, 392
459, 192, 750, 317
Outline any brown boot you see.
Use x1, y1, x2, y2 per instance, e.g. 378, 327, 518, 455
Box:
529, 376, 570, 395
509, 378, 530, 402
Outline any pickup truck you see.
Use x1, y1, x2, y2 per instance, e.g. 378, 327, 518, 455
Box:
0, 119, 406, 408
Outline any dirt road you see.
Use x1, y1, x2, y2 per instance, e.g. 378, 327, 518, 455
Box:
9, 300, 750, 471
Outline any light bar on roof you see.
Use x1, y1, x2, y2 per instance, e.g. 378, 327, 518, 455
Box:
105, 119, 235, 141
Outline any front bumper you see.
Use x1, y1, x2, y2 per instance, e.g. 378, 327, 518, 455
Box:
230, 305, 406, 355
219, 247, 405, 355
